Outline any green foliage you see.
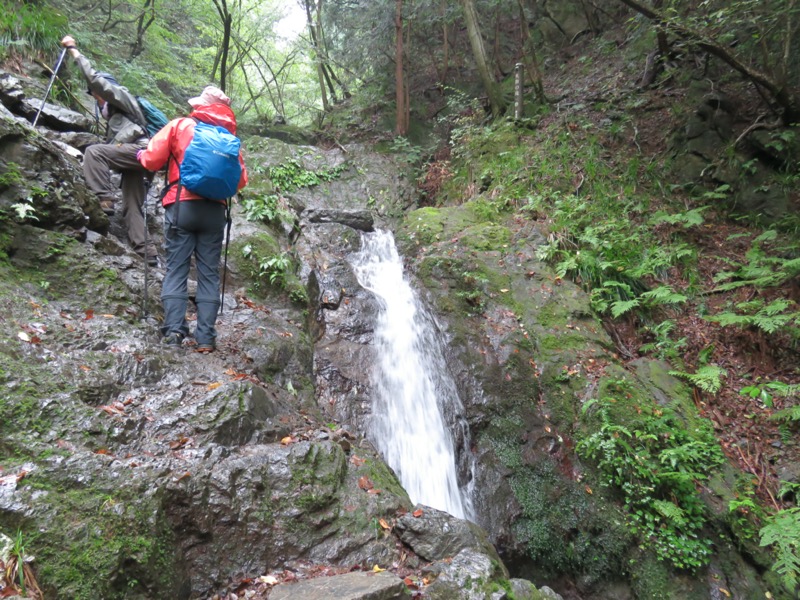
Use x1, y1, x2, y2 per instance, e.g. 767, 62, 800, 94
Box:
669, 365, 727, 394
242, 244, 293, 288
771, 402, 800, 425
576, 379, 724, 570
266, 159, 348, 193
638, 319, 687, 360
389, 136, 424, 166
10, 530, 28, 594
0, 1, 67, 54
650, 205, 710, 228
708, 298, 800, 337
241, 193, 296, 227
0, 162, 24, 187
712, 232, 800, 292
455, 270, 489, 315
740, 379, 799, 410
760, 507, 800, 594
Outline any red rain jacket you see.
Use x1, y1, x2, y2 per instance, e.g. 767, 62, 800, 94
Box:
138, 103, 248, 206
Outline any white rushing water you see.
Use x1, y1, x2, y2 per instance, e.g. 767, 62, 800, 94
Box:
351, 230, 473, 519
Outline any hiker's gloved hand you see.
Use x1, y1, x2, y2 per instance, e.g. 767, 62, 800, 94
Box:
61, 35, 77, 50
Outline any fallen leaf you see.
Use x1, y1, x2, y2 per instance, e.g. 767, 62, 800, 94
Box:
366, 488, 382, 495
258, 575, 278, 585
719, 589, 731, 598
350, 455, 366, 467
585, 485, 593, 495
84, 309, 94, 320
379, 518, 391, 530
174, 472, 191, 482
500, 288, 509, 293
17, 331, 30, 342
372, 565, 385, 572
280, 436, 294, 445
358, 476, 374, 490
412, 508, 424, 518
169, 437, 191, 450
95, 448, 112, 455
79, 365, 91, 371
206, 382, 222, 391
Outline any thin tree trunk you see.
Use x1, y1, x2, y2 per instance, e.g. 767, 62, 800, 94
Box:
461, 0, 505, 116
442, 0, 449, 84
395, 0, 407, 135
516, 0, 546, 103
305, 0, 329, 112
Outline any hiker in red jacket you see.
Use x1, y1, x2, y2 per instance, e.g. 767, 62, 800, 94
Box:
61, 35, 158, 265
138, 86, 248, 352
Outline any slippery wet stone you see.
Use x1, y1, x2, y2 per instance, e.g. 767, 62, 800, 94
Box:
269, 571, 406, 600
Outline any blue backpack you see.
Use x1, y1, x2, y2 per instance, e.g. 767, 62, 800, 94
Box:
179, 120, 242, 200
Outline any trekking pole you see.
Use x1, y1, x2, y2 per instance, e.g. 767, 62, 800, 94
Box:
142, 178, 151, 319
32, 47, 68, 128
220, 200, 233, 314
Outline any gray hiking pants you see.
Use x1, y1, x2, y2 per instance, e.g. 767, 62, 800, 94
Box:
160, 200, 227, 347
83, 143, 155, 257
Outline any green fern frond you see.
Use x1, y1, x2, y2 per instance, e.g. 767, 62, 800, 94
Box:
640, 285, 688, 306
670, 365, 727, 394
760, 508, 800, 593
652, 499, 687, 524
611, 298, 640, 318
771, 405, 800, 423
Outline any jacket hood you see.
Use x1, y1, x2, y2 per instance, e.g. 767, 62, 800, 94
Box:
190, 103, 238, 136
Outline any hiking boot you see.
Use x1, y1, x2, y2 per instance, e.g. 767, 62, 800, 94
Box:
162, 332, 184, 347
99, 199, 115, 215
195, 343, 215, 354
136, 251, 159, 267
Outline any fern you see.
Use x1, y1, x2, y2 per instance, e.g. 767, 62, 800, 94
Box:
670, 365, 727, 394
771, 404, 800, 423
760, 508, 800, 594
650, 206, 710, 228
708, 299, 800, 335
639, 285, 688, 307
611, 298, 640, 318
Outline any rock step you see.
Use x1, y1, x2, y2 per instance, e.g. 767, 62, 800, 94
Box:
269, 571, 406, 600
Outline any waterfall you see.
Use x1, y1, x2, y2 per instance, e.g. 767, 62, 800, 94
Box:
351, 230, 474, 520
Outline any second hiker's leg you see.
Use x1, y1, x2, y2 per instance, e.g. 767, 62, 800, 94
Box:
120, 169, 154, 257
193, 202, 226, 348
160, 203, 196, 339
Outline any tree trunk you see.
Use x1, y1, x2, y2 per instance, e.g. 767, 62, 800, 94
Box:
305, 0, 329, 112
211, 0, 233, 92
460, 0, 505, 117
516, 0, 546, 103
441, 0, 449, 84
130, 0, 156, 59
395, 0, 407, 135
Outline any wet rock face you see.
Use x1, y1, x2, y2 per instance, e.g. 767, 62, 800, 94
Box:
0, 107, 106, 235
1, 126, 535, 600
